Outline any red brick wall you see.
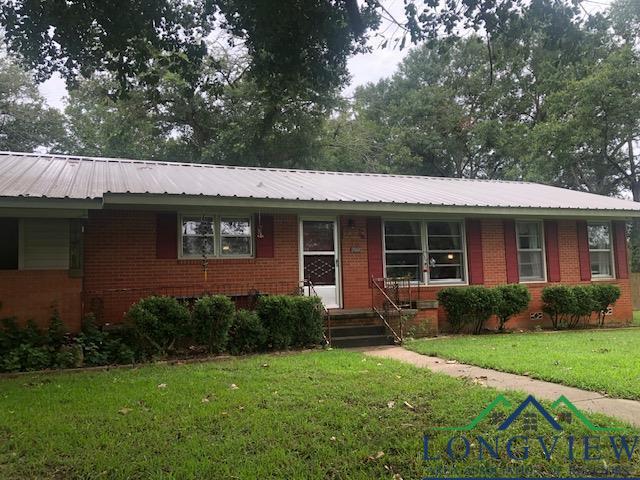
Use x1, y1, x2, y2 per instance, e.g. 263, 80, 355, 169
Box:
339, 216, 633, 331
83, 210, 299, 324
0, 270, 82, 330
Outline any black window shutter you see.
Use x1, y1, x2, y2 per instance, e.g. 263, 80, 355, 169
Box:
0, 218, 18, 269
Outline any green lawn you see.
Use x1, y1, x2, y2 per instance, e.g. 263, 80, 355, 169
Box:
407, 329, 640, 400
0, 350, 638, 479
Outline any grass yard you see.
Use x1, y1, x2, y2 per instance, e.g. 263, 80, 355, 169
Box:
0, 350, 639, 479
407, 329, 640, 400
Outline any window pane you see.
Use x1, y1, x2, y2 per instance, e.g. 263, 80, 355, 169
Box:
385, 235, 421, 251
182, 217, 214, 236
385, 221, 421, 236
518, 222, 541, 249
304, 255, 336, 285
428, 252, 462, 266
518, 250, 543, 280
221, 237, 251, 256
183, 236, 214, 256
428, 222, 461, 236
588, 224, 610, 250
428, 236, 461, 250
386, 252, 422, 267
430, 265, 463, 281
386, 265, 422, 281
591, 251, 612, 276
221, 218, 250, 236
303, 221, 334, 252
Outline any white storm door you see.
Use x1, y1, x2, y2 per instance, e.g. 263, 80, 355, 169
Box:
300, 218, 340, 308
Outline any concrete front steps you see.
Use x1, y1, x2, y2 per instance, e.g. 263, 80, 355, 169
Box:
326, 309, 395, 348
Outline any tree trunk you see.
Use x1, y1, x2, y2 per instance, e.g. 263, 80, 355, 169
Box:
630, 140, 640, 272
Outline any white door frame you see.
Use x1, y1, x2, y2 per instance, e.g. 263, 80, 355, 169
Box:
298, 216, 342, 309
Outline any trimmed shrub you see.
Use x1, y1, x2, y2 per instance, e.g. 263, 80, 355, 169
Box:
438, 286, 499, 334
494, 284, 531, 331
436, 288, 468, 333
569, 285, 598, 328
228, 309, 268, 355
541, 285, 576, 329
192, 295, 235, 353
591, 284, 621, 327
125, 296, 190, 357
256, 295, 296, 349
291, 296, 325, 346
77, 315, 137, 366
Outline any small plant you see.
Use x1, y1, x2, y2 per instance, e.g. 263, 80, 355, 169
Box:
191, 295, 235, 353
291, 296, 324, 346
494, 284, 531, 331
227, 309, 268, 355
438, 286, 499, 334
569, 285, 597, 328
125, 296, 190, 357
256, 295, 296, 349
541, 285, 576, 329
590, 284, 621, 327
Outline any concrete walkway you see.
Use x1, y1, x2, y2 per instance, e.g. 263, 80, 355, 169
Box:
360, 345, 640, 428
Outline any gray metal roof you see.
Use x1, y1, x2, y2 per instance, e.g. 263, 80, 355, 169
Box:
1, 151, 639, 215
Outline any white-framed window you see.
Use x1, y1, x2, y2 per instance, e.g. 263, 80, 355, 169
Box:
179, 214, 253, 258
384, 221, 423, 281
383, 220, 467, 284
588, 222, 614, 278
425, 221, 466, 283
516, 221, 546, 282
220, 217, 253, 257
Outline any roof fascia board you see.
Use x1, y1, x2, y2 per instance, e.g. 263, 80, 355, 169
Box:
0, 197, 102, 210
103, 193, 640, 219
0, 207, 89, 219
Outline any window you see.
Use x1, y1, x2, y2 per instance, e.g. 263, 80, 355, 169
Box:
426, 222, 465, 283
220, 217, 252, 256
180, 215, 253, 258
516, 221, 545, 282
181, 216, 215, 257
588, 222, 613, 278
384, 221, 423, 281
383, 220, 466, 284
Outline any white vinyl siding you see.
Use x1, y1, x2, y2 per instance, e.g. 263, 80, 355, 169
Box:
19, 219, 70, 269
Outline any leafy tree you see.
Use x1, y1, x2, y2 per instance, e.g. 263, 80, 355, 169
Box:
0, 57, 65, 151
61, 46, 332, 167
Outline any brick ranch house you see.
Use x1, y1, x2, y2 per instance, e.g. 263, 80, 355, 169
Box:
1, 151, 638, 345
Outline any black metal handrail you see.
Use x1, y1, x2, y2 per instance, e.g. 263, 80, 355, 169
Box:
371, 277, 404, 344
302, 279, 331, 346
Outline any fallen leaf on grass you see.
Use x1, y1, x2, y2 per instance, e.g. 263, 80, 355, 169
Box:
230, 384, 239, 390
330, 436, 337, 442
261, 363, 269, 368
367, 451, 385, 461
157, 383, 167, 389
403, 401, 415, 411
393, 474, 404, 480
118, 407, 133, 415
387, 401, 395, 409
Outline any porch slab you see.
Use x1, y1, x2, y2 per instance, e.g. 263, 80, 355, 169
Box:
358, 345, 640, 428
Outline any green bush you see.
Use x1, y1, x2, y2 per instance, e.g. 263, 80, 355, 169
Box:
438, 286, 499, 334
541, 285, 577, 329
191, 295, 235, 353
570, 285, 598, 328
590, 284, 621, 327
227, 309, 267, 354
291, 296, 325, 346
494, 284, 531, 331
77, 315, 137, 366
256, 295, 296, 349
125, 296, 190, 357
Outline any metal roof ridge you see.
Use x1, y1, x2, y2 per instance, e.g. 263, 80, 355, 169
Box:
0, 150, 534, 185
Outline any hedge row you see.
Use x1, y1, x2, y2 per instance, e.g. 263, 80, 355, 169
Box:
0, 294, 325, 372
438, 284, 531, 334
541, 284, 621, 329
438, 283, 621, 333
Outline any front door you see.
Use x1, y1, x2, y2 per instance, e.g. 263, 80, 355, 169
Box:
300, 218, 340, 308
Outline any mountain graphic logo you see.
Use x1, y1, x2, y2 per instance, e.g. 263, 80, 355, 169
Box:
435, 394, 623, 432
